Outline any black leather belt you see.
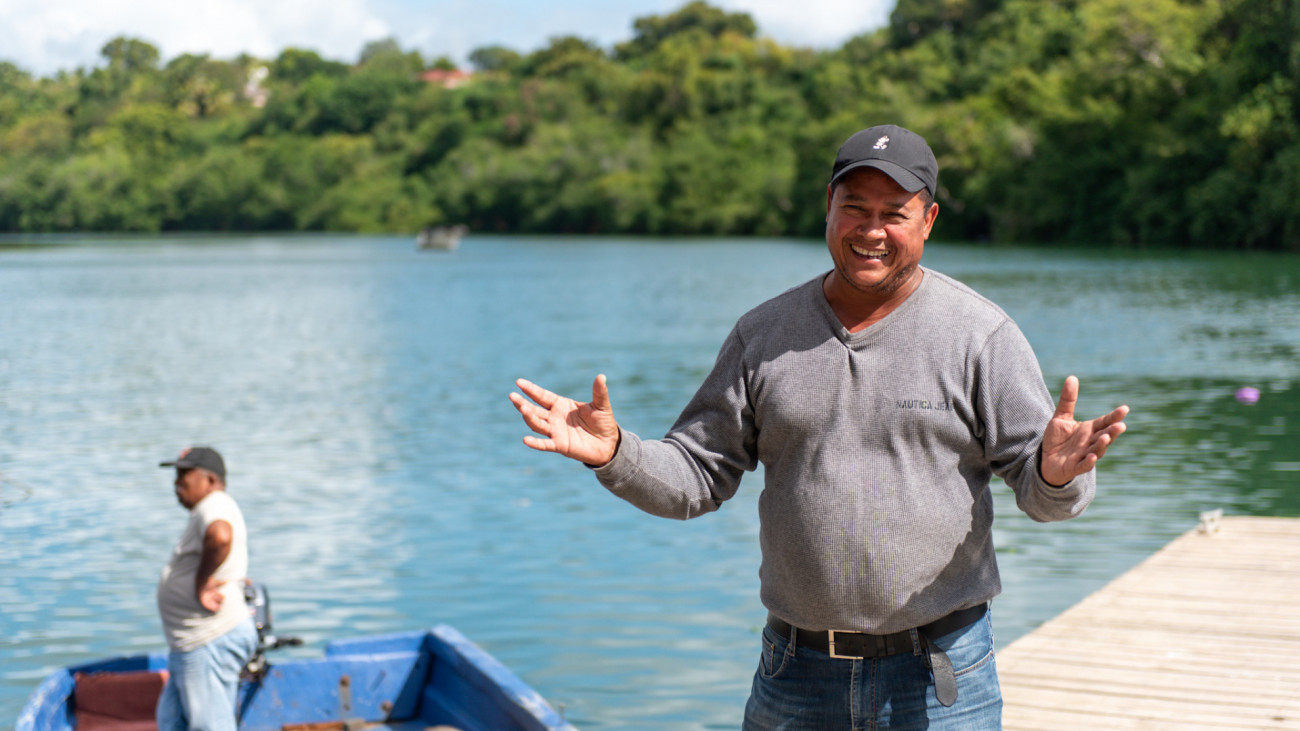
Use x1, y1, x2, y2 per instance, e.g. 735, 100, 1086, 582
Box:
766, 603, 987, 660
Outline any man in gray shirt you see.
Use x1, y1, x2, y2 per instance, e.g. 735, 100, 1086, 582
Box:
510, 124, 1129, 729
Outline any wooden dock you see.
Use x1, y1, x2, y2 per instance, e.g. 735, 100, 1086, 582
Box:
1000, 515, 1300, 730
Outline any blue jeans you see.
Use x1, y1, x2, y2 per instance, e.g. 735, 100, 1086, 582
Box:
743, 612, 1002, 730
156, 618, 258, 731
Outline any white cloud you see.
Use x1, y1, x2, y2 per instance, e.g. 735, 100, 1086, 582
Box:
0, 0, 391, 76
724, 0, 894, 47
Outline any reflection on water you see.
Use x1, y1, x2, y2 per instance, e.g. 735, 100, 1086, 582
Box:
0, 472, 32, 508
1, 236, 1297, 729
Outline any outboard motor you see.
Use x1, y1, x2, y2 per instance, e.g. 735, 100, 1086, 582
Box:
241, 581, 302, 680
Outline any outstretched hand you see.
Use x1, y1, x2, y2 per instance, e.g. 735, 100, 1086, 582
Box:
1040, 375, 1129, 486
510, 375, 621, 467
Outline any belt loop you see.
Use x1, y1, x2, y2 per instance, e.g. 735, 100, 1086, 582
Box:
908, 628, 922, 656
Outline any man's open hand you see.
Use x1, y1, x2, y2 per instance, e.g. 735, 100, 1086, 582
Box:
511, 375, 621, 467
1040, 375, 1129, 486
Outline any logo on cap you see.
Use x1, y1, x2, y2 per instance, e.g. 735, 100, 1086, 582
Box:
873, 136, 890, 150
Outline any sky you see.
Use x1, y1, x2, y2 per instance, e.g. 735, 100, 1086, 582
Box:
0, 0, 896, 78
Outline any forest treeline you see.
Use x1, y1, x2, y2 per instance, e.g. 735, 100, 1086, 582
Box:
0, 0, 1296, 248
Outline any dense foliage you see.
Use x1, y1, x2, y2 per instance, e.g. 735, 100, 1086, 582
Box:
0, 0, 1295, 248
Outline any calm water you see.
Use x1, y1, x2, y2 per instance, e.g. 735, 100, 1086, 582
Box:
1, 235, 1297, 729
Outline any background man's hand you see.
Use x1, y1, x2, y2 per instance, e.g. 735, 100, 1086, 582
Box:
1040, 375, 1129, 486
198, 577, 226, 613
511, 374, 621, 467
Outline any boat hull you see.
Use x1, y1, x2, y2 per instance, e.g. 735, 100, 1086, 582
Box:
17, 626, 574, 731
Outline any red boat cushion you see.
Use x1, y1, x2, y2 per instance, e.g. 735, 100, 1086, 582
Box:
73, 670, 169, 731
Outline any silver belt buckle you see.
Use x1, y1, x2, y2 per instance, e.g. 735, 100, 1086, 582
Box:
827, 630, 864, 660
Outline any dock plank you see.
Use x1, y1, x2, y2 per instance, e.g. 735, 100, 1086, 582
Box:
1000, 516, 1300, 730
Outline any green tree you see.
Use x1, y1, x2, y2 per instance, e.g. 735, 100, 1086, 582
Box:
1185, 0, 1300, 250
162, 53, 249, 118
468, 46, 521, 73
0, 0, 1294, 247
357, 38, 425, 76
615, 1, 757, 61
521, 36, 608, 79
101, 37, 161, 73
889, 0, 1005, 48
271, 48, 350, 85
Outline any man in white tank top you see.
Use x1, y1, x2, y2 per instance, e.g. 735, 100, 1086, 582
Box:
155, 447, 257, 731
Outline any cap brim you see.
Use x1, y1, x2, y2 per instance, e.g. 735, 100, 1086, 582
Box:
831, 160, 927, 193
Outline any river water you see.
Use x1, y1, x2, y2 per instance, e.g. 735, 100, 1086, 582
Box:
1, 235, 1297, 729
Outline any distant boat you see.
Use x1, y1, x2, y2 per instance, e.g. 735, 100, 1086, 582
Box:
417, 225, 468, 251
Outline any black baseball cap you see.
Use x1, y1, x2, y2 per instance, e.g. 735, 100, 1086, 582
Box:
830, 124, 938, 197
160, 446, 225, 480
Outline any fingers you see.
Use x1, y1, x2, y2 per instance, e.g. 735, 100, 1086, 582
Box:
199, 581, 227, 612
1060, 377, 1130, 441
1053, 375, 1079, 420
511, 375, 618, 462
510, 378, 568, 453
1083, 421, 1127, 462
1098, 404, 1130, 429
509, 391, 554, 438
515, 378, 557, 409
1088, 432, 1114, 460
510, 379, 559, 430
517, 404, 549, 435
1042, 381, 1130, 483
521, 434, 558, 453
1084, 405, 1129, 453
513, 375, 610, 423
591, 374, 610, 412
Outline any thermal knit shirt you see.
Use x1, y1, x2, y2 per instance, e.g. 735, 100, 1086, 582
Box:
594, 268, 1095, 634
156, 490, 249, 652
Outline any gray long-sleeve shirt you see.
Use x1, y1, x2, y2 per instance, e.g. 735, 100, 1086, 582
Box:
594, 269, 1094, 634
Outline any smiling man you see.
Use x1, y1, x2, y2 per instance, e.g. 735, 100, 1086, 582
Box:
822, 126, 937, 326
155, 446, 256, 731
511, 124, 1130, 730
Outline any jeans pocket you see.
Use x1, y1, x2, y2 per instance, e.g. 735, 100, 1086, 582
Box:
934, 614, 996, 678
759, 625, 793, 679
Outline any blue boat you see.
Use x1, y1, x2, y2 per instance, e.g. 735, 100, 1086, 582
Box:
17, 624, 577, 731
